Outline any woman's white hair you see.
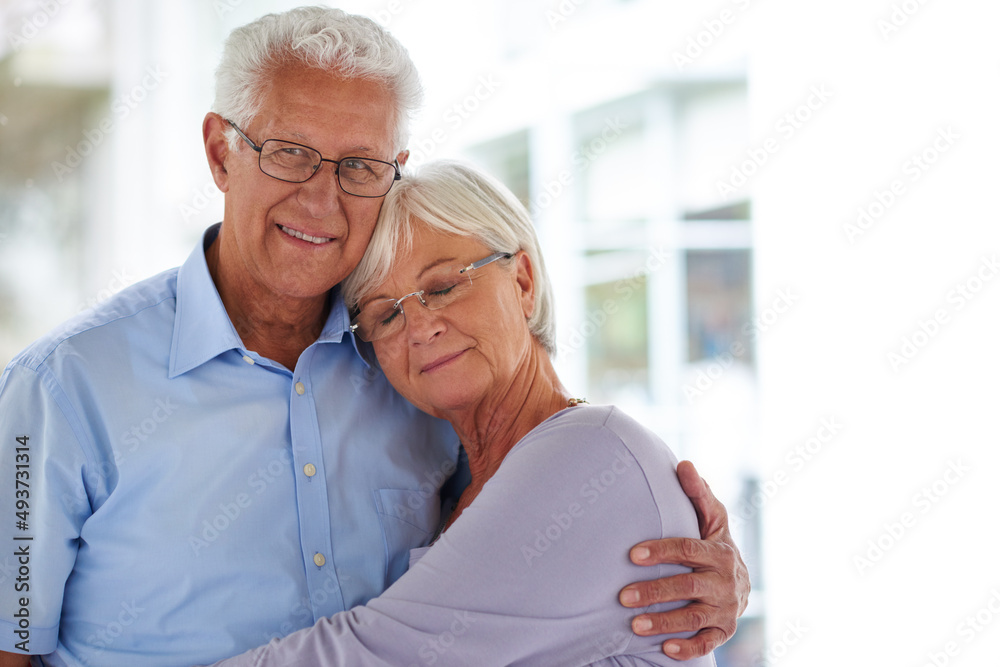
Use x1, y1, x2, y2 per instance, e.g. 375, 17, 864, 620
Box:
343, 160, 557, 355
212, 6, 422, 153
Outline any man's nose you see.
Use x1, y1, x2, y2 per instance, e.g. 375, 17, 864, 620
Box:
296, 162, 343, 217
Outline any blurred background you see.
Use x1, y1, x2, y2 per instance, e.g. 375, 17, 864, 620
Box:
1, 0, 998, 664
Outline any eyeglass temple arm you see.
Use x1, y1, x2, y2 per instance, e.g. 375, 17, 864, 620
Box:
226, 120, 261, 152
460, 252, 514, 274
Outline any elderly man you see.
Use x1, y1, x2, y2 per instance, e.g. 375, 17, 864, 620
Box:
0, 7, 747, 667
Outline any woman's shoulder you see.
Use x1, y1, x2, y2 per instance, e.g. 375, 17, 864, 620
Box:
502, 404, 697, 540
514, 404, 680, 471
531, 403, 661, 438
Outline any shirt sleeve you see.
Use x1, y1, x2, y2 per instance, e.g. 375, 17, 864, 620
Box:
0, 362, 95, 654
206, 413, 709, 667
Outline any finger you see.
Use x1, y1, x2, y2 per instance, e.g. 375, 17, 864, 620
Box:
676, 460, 729, 539
630, 537, 734, 569
620, 571, 729, 609
662, 627, 730, 661
629, 602, 719, 636
675, 460, 707, 501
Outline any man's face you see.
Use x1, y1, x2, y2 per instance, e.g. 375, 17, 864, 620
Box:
217, 65, 399, 301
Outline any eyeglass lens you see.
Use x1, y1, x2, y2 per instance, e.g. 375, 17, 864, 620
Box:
259, 139, 396, 197
357, 269, 474, 341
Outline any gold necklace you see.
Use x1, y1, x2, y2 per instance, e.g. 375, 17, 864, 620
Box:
567, 397, 588, 407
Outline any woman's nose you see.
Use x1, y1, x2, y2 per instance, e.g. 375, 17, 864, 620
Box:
402, 299, 446, 344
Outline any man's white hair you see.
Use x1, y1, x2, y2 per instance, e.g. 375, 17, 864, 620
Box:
343, 160, 557, 356
212, 5, 422, 153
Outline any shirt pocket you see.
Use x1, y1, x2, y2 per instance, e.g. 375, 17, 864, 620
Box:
375, 487, 442, 587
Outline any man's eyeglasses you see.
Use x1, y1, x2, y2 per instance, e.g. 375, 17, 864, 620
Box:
227, 120, 401, 198
350, 252, 514, 342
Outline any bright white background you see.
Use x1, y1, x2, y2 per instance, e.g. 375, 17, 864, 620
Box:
2, 0, 999, 665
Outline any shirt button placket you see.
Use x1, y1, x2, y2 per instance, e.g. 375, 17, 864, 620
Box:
292, 380, 326, 604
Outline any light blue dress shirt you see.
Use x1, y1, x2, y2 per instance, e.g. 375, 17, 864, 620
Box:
0, 224, 460, 666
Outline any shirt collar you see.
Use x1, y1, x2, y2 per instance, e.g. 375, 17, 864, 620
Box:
168, 223, 370, 378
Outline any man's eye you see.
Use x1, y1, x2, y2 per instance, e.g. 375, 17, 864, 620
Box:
280, 147, 305, 157
266, 146, 312, 165
340, 160, 377, 181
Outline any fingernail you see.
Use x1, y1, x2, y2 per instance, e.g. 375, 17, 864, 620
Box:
664, 643, 680, 655
621, 588, 640, 605
633, 617, 652, 633
632, 546, 650, 561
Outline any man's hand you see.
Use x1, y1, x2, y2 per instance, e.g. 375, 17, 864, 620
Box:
0, 651, 31, 667
618, 460, 750, 660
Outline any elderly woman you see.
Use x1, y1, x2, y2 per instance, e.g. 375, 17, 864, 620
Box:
209, 161, 720, 666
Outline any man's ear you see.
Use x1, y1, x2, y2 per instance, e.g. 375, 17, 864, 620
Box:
395, 149, 410, 169
203, 112, 233, 193
515, 251, 536, 319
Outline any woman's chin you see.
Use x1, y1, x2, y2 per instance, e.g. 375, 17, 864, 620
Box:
421, 392, 479, 417
413, 380, 486, 418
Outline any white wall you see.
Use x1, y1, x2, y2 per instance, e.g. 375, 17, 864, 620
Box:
749, 1, 1000, 663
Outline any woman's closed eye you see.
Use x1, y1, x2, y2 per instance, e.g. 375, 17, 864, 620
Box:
427, 281, 459, 297
378, 308, 401, 327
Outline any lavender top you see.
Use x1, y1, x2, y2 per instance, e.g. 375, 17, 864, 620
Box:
208, 405, 716, 666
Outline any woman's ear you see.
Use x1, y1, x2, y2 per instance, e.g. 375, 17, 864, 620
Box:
203, 112, 232, 193
514, 251, 535, 319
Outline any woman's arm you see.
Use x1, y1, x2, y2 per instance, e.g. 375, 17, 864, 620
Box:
208, 409, 711, 666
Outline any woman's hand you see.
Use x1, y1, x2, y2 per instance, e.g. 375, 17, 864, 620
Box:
618, 460, 750, 659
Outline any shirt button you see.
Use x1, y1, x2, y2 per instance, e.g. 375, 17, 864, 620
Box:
303, 463, 317, 477
295, 382, 305, 395
313, 553, 326, 567
242, 355, 254, 365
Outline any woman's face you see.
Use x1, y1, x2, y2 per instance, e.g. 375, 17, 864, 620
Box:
367, 224, 535, 418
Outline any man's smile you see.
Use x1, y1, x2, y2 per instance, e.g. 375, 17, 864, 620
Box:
277, 223, 334, 245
